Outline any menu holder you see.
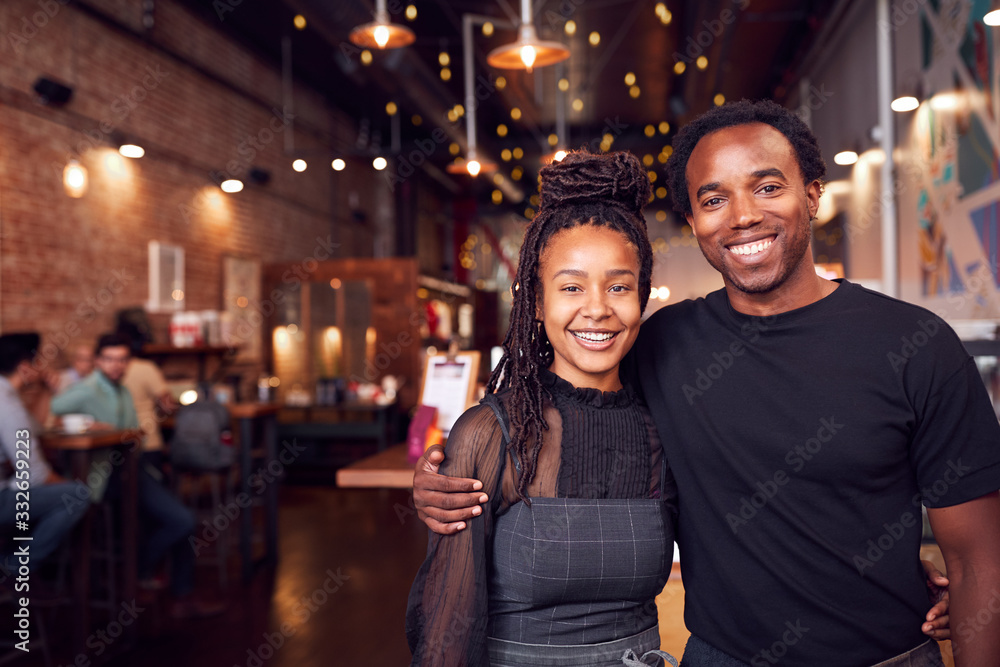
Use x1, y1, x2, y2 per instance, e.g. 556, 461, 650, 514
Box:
418, 351, 480, 436
407, 404, 439, 464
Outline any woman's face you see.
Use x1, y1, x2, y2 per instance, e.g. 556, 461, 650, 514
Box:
537, 224, 642, 392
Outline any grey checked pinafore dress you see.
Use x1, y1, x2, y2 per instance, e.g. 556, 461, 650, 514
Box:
481, 394, 678, 667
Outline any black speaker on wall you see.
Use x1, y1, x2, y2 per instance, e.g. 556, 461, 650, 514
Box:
249, 167, 271, 185
33, 77, 73, 105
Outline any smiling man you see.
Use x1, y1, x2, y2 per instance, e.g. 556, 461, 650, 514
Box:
413, 100, 998, 665
639, 100, 1000, 665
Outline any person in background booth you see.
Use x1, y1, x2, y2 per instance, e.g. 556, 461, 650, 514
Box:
50, 333, 220, 618
57, 342, 95, 394
0, 333, 88, 578
117, 325, 176, 471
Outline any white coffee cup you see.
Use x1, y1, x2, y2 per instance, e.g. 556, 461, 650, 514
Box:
62, 414, 95, 434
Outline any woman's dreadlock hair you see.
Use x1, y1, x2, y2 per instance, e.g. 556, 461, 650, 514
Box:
486, 149, 653, 502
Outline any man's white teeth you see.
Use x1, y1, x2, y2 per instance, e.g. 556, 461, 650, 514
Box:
730, 239, 773, 256
573, 331, 614, 342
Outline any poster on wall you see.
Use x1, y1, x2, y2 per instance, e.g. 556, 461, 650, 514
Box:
222, 255, 262, 362
904, 0, 1000, 318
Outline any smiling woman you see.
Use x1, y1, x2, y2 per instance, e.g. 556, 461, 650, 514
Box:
538, 225, 641, 392
488, 149, 655, 502
406, 151, 679, 667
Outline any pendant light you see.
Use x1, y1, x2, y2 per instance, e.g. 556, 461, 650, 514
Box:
349, 0, 416, 50
487, 0, 569, 72
541, 64, 569, 164
448, 14, 497, 177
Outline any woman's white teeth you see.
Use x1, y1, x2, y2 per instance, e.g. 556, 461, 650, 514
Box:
573, 331, 614, 342
730, 239, 773, 256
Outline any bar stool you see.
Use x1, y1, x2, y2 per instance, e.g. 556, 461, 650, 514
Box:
88, 502, 120, 615
169, 393, 235, 590
172, 464, 237, 591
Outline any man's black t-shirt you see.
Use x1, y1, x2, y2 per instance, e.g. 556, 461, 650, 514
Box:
626, 280, 1000, 665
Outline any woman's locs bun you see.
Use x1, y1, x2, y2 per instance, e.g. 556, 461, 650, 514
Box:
538, 149, 652, 219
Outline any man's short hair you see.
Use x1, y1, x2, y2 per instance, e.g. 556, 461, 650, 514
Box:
0, 332, 41, 376
667, 98, 827, 215
95, 333, 132, 357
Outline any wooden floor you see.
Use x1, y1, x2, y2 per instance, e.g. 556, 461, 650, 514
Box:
6, 485, 952, 666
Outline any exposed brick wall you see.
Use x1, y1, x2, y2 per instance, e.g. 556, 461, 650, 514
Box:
0, 0, 390, 385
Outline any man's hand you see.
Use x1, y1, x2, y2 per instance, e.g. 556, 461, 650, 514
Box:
928, 492, 1000, 664
921, 559, 950, 640
413, 444, 488, 535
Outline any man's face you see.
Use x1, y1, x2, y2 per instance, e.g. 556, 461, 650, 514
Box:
684, 123, 821, 300
72, 345, 95, 377
95, 345, 130, 383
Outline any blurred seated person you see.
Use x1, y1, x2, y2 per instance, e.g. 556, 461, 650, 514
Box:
117, 326, 176, 470
57, 342, 95, 394
50, 333, 219, 617
0, 333, 88, 579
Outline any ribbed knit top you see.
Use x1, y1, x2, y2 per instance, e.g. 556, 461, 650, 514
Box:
539, 369, 658, 499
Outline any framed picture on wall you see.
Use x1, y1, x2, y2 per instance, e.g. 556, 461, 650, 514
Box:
147, 241, 185, 313
222, 255, 262, 362
418, 351, 480, 436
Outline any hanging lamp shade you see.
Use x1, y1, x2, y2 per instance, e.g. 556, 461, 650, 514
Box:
487, 23, 569, 71
349, 1, 415, 49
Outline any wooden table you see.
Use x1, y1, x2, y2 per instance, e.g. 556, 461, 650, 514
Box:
335, 443, 414, 488
230, 402, 280, 581
40, 428, 143, 652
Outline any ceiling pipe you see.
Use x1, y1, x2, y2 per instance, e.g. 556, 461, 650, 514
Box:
462, 13, 493, 175
282, 34, 294, 156
555, 61, 567, 149
443, 13, 526, 203
876, 0, 898, 297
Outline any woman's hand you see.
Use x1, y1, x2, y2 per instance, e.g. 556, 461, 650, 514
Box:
920, 559, 950, 640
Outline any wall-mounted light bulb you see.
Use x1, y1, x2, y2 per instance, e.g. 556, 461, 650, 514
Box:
63, 160, 88, 198
119, 144, 145, 158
